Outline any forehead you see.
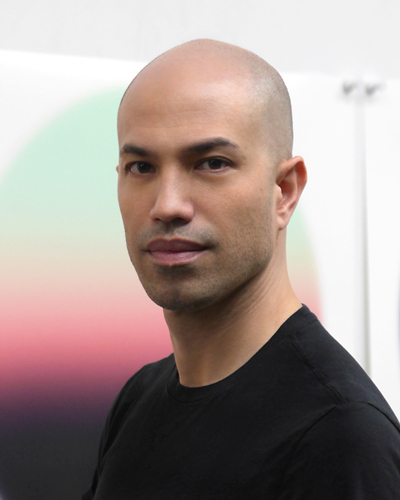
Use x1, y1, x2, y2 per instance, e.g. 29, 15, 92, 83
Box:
118, 73, 263, 151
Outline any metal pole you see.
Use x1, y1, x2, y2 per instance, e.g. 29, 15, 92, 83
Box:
342, 80, 371, 373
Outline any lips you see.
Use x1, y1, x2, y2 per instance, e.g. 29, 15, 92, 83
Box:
146, 239, 206, 252
145, 238, 208, 266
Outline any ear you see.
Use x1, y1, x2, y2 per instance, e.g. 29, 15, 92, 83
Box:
116, 165, 120, 173
275, 156, 307, 230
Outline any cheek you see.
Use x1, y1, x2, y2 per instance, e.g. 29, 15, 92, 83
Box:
228, 180, 272, 223
215, 189, 273, 252
118, 186, 146, 230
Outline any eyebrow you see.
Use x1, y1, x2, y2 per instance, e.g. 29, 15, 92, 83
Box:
119, 137, 239, 158
184, 137, 239, 155
119, 144, 151, 157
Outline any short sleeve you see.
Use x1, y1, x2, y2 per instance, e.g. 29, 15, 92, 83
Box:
278, 402, 400, 500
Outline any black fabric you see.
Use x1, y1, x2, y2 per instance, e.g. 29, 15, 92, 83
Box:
83, 306, 400, 499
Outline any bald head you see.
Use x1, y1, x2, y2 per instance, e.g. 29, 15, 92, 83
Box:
119, 39, 293, 164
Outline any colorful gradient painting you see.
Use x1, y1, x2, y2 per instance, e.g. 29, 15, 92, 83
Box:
0, 87, 321, 411
0, 62, 320, 499
0, 89, 170, 418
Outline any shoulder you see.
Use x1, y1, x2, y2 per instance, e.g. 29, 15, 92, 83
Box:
279, 402, 400, 499
284, 307, 398, 419
121, 354, 175, 397
296, 401, 400, 459
98, 354, 174, 455
108, 353, 175, 422
83, 354, 175, 499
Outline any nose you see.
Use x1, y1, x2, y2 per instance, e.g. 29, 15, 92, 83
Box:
149, 169, 195, 224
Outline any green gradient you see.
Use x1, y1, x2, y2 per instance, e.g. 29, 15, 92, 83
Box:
0, 89, 125, 261
287, 208, 312, 262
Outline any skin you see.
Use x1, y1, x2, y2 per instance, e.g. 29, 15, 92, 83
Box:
117, 40, 307, 387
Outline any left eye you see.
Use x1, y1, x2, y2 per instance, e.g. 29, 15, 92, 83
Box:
197, 158, 229, 170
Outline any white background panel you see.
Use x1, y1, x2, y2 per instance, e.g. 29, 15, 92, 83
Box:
366, 80, 400, 417
287, 75, 363, 365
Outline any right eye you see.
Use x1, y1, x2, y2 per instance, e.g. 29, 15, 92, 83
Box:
126, 162, 155, 174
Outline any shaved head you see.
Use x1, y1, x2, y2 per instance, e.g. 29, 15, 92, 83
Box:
117, 38, 306, 313
119, 39, 293, 165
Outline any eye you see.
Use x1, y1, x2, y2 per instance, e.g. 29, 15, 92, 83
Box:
197, 158, 230, 171
125, 161, 155, 174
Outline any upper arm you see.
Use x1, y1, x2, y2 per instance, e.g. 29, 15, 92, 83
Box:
278, 402, 400, 500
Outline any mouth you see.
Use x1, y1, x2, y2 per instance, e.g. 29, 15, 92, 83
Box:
145, 238, 209, 266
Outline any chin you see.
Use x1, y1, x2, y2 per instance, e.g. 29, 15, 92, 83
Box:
145, 287, 216, 313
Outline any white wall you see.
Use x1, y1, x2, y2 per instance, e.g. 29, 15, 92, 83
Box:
0, 0, 399, 79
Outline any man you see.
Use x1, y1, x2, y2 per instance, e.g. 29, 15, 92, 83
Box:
84, 40, 400, 499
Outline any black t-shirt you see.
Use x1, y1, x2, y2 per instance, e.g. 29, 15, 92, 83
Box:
83, 306, 400, 499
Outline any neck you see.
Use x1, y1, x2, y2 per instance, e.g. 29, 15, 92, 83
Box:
164, 255, 301, 388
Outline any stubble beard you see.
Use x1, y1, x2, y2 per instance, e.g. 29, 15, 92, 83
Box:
129, 234, 274, 314
125, 191, 276, 313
